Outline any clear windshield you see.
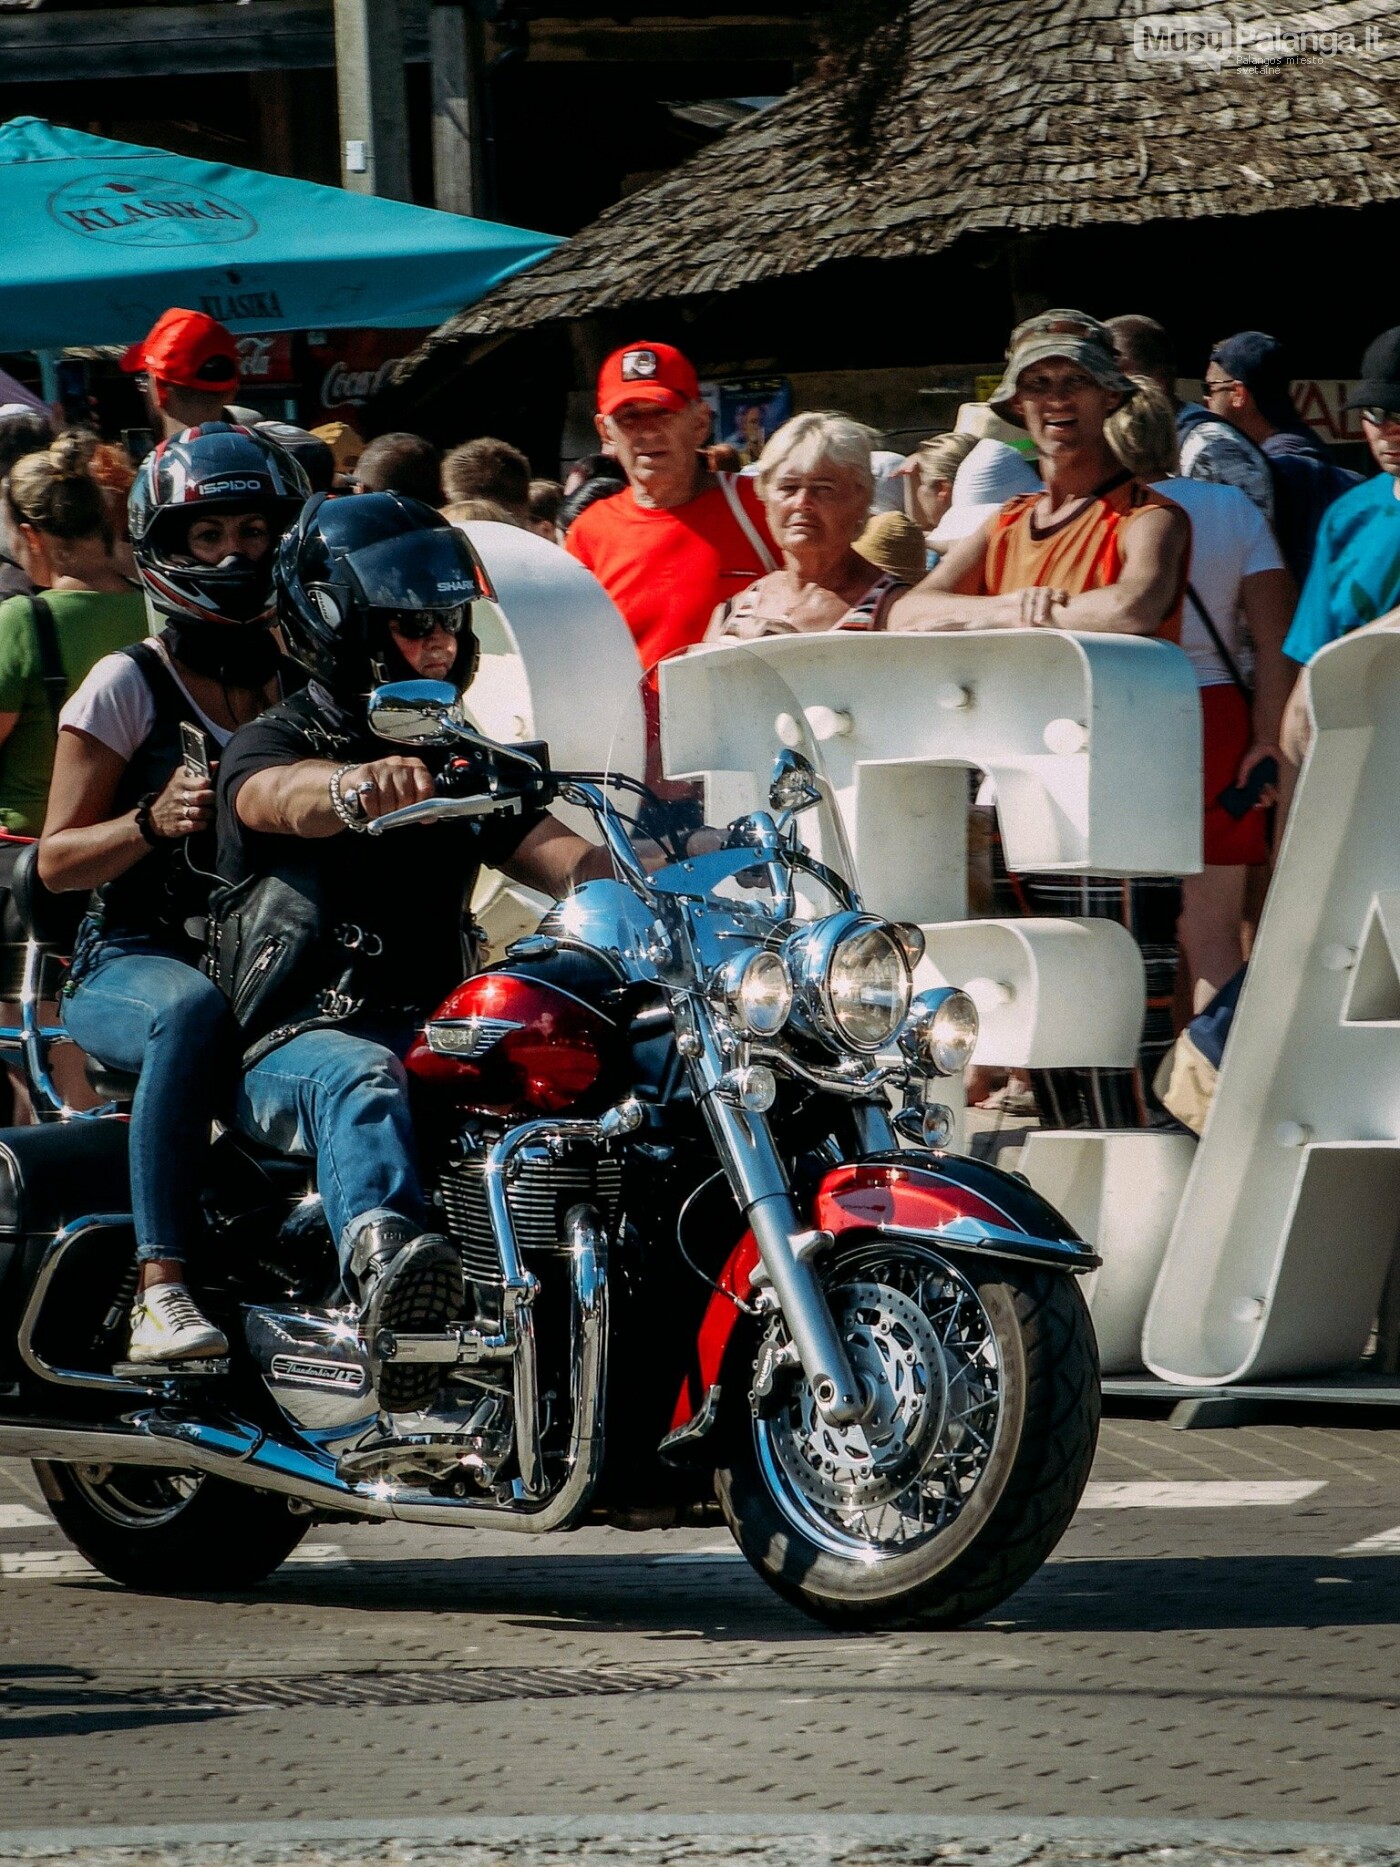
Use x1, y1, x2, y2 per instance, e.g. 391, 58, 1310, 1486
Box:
599, 644, 859, 922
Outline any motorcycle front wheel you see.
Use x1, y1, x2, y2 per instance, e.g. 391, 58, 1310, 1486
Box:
32, 1461, 308, 1592
715, 1240, 1099, 1629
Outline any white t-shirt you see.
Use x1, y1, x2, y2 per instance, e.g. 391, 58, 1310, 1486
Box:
59, 636, 235, 761
1151, 476, 1284, 689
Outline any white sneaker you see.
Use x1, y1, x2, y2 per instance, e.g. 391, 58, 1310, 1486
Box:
127, 1284, 229, 1363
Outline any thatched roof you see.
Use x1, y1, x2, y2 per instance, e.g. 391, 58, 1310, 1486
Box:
421, 0, 1399, 349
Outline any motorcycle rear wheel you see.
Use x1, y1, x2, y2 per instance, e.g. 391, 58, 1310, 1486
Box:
715, 1241, 1099, 1629
33, 1461, 308, 1592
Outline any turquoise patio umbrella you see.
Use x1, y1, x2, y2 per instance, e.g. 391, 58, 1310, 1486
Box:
0, 116, 558, 354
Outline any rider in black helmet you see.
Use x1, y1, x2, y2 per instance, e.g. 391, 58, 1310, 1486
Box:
40, 423, 310, 1364
213, 491, 613, 1413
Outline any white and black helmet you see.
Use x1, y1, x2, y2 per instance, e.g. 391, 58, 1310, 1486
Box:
129, 422, 310, 628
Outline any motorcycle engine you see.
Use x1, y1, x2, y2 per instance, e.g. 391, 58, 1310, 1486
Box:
434, 1125, 622, 1329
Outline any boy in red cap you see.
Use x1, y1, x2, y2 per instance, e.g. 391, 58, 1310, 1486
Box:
565, 341, 777, 673
122, 308, 241, 441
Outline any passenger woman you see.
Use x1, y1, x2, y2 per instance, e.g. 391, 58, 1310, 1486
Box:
39, 424, 309, 1363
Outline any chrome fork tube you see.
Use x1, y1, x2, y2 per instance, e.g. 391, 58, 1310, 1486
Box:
688, 1003, 867, 1426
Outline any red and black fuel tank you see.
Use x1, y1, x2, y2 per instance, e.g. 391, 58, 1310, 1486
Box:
405, 948, 625, 1117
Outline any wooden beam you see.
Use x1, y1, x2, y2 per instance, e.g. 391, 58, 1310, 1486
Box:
0, 1, 430, 84
334, 0, 413, 198
0, 4, 805, 84
429, 2, 487, 218
519, 15, 812, 60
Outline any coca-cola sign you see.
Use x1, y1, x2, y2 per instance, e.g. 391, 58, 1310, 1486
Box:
305, 330, 429, 426
320, 357, 399, 410
235, 333, 294, 385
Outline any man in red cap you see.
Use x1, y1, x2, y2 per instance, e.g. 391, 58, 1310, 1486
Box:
565, 341, 777, 672
122, 308, 242, 441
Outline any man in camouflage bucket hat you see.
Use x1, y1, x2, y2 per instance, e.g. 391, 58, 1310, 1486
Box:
987, 309, 1139, 422
889, 308, 1191, 1134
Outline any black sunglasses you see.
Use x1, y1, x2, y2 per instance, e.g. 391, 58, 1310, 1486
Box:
1361, 406, 1400, 429
383, 606, 470, 641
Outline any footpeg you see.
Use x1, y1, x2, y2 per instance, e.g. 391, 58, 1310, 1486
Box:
372, 1330, 462, 1365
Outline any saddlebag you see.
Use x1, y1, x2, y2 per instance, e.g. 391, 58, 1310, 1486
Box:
0, 1119, 130, 1237
0, 1119, 131, 1389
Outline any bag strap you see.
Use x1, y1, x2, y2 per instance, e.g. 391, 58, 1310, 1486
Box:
1184, 583, 1252, 703
28, 596, 67, 731
717, 473, 778, 574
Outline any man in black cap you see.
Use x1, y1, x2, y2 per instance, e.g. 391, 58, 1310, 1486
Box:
1202, 331, 1361, 586
1281, 326, 1400, 670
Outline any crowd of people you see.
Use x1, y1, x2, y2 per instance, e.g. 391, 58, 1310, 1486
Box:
1, 298, 1399, 1368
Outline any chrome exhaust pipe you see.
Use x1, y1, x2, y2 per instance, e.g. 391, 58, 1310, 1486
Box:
0, 1204, 609, 1534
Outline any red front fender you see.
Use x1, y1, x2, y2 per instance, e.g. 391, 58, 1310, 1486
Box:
668, 1158, 1042, 1435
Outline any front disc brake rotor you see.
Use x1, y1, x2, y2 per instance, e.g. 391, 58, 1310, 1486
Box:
771, 1280, 948, 1510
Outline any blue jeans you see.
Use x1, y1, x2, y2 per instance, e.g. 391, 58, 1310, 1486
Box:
61, 934, 236, 1266
231, 1022, 427, 1273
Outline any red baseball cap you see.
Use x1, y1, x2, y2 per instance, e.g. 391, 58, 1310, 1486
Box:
596, 342, 700, 417
121, 308, 240, 396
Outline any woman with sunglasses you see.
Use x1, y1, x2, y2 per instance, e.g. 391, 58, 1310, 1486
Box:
210, 492, 615, 1413
38, 423, 309, 1364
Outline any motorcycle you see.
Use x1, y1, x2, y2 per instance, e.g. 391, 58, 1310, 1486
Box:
0, 653, 1099, 1627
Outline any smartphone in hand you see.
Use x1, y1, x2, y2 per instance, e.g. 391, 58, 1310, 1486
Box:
180, 721, 214, 781
1216, 756, 1278, 820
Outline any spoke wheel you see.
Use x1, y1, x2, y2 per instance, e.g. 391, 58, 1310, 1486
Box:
716, 1240, 1099, 1630
757, 1251, 1001, 1561
33, 1461, 308, 1593
67, 1465, 203, 1531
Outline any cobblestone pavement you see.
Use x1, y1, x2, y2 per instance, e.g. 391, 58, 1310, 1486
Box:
2, 1414, 1399, 1855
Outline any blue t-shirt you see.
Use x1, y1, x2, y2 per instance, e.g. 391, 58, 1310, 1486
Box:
1282, 472, 1400, 665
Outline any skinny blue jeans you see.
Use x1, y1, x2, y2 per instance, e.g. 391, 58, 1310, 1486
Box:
231, 1022, 428, 1274
61, 932, 236, 1266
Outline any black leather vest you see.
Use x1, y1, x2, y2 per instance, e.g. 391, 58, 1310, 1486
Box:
94, 640, 218, 954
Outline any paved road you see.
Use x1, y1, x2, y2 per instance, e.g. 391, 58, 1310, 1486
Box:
2, 1412, 1399, 1858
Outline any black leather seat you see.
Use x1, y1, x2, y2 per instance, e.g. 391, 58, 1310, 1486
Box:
9, 843, 85, 952
7, 845, 140, 1104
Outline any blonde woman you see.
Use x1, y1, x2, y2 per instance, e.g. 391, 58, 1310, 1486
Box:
0, 433, 146, 833
706, 412, 909, 639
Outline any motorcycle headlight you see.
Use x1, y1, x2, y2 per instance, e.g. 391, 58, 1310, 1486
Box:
713, 947, 793, 1039
787, 913, 913, 1054
898, 987, 980, 1076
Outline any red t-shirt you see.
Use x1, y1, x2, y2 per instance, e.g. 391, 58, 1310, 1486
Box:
566, 477, 777, 671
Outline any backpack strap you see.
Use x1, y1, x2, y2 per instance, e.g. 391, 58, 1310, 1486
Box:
120, 635, 204, 727
717, 473, 779, 574
28, 596, 67, 732
1184, 583, 1252, 703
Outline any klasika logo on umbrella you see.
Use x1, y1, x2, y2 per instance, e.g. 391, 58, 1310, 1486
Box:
48, 174, 258, 248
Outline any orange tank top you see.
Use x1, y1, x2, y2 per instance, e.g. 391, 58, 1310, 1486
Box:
983, 473, 1186, 642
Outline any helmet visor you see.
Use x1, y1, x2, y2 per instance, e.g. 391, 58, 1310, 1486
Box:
344, 529, 485, 611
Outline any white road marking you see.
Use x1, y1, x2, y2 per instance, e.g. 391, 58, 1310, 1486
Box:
650, 1543, 743, 1565
1079, 1480, 1326, 1509
1, 1550, 93, 1578
0, 1504, 49, 1529
284, 1543, 349, 1567
0, 1541, 346, 1581
1341, 1522, 1400, 1553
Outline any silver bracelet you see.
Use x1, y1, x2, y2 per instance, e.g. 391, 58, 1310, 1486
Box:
328, 762, 369, 833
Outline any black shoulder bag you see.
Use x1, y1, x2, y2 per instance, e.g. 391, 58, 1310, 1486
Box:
1184, 583, 1252, 702
29, 595, 68, 731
